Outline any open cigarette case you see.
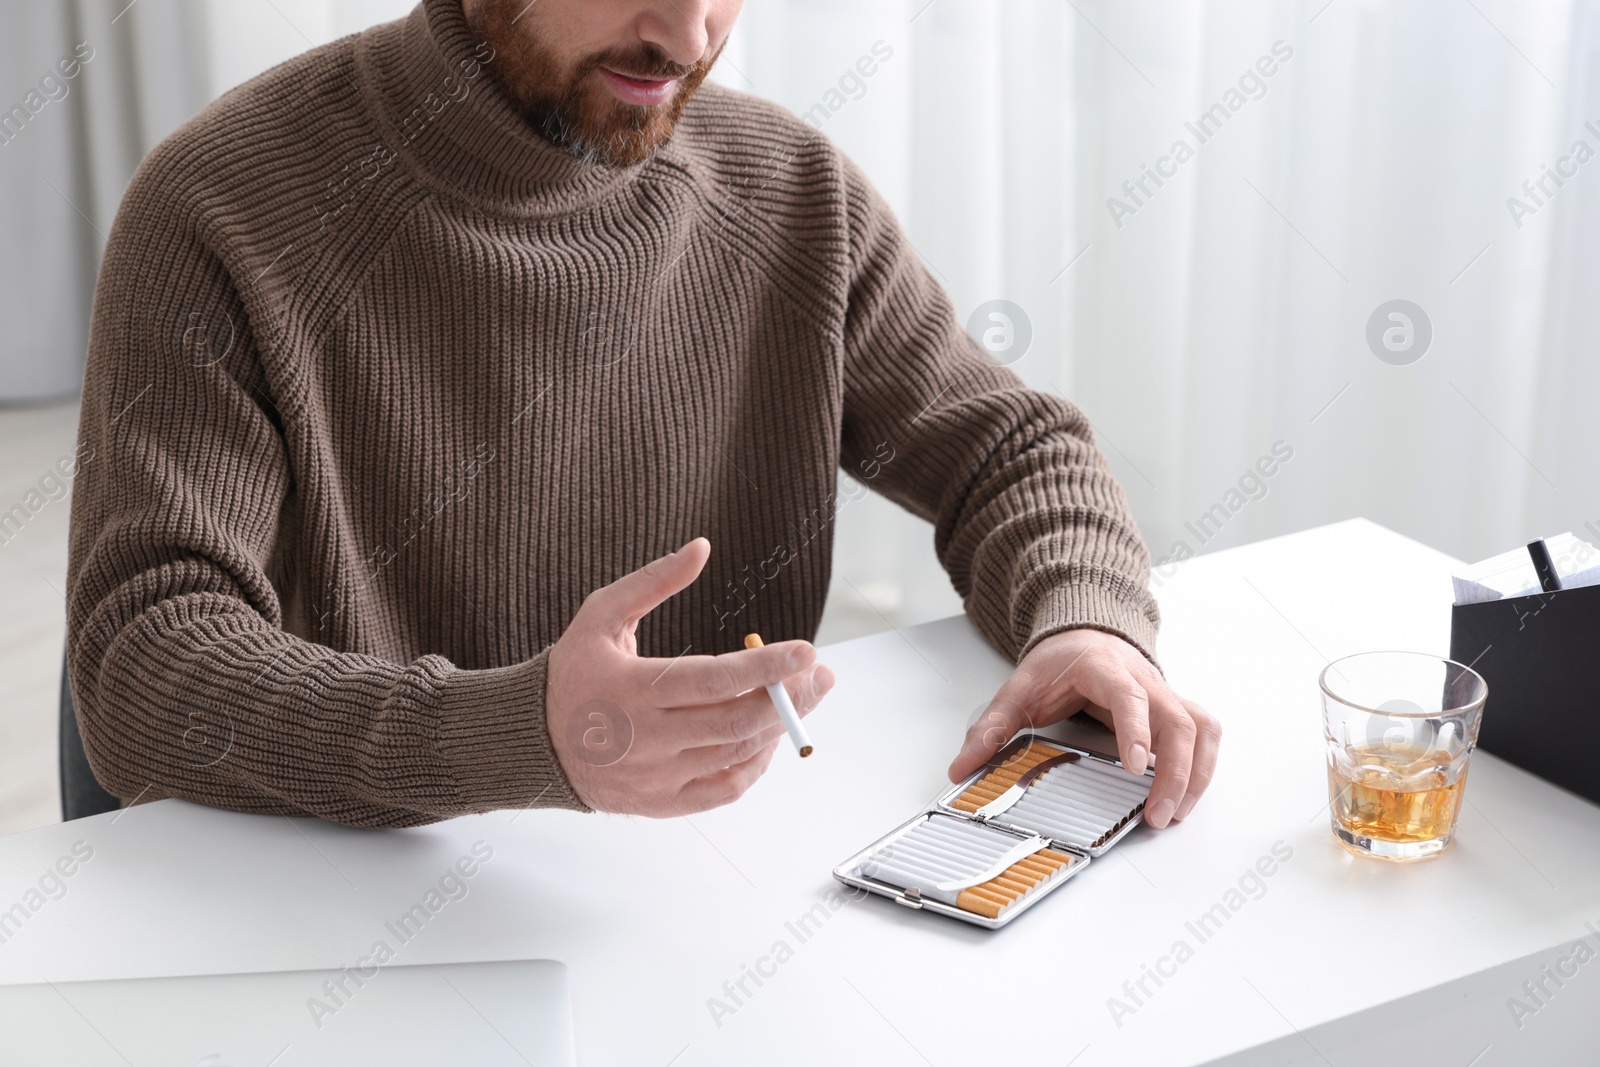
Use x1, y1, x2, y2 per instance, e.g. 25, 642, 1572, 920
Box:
832, 733, 1155, 929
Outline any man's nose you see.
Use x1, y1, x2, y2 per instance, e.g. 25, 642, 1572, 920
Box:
636, 0, 713, 68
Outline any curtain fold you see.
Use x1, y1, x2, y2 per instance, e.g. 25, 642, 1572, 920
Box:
1, 4, 97, 401
1, 0, 210, 401
0, 0, 399, 402
723, 0, 1600, 632
1069, 0, 1586, 570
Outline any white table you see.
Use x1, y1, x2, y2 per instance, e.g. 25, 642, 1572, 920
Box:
3, 519, 1597, 1066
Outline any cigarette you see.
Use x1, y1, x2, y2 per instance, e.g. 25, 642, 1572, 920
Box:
1020, 802, 1125, 843
883, 831, 966, 870
1007, 800, 1108, 839
1013, 824, 1097, 850
918, 819, 1011, 857
867, 860, 959, 899
1066, 758, 1151, 787
898, 839, 993, 871
1012, 787, 1115, 824
1072, 776, 1150, 804
1023, 766, 1141, 812
744, 633, 814, 757
954, 850, 1078, 919
860, 815, 1088, 919
1077, 759, 1155, 790
1014, 794, 1117, 829
880, 852, 963, 882
880, 818, 1010, 876
920, 825, 1004, 859
864, 840, 990, 897
1031, 775, 1139, 817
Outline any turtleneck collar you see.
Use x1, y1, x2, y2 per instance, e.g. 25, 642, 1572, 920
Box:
354, 0, 651, 218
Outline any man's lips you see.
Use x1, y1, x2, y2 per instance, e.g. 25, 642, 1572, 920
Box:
598, 67, 679, 106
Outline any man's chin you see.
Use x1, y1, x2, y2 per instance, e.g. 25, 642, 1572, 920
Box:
543, 83, 684, 167
549, 121, 671, 169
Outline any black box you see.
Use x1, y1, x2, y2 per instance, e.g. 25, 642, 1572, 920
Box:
1449, 584, 1600, 806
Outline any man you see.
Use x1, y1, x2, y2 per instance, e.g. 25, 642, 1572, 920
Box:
67, 0, 1219, 829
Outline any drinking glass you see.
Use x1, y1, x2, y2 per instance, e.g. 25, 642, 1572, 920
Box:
1320, 651, 1488, 861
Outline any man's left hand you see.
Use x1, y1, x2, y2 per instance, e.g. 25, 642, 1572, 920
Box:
947, 629, 1220, 828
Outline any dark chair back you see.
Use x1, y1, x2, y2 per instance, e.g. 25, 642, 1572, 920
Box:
60, 650, 122, 821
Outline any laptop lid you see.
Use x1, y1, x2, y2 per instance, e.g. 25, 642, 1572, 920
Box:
0, 958, 575, 1066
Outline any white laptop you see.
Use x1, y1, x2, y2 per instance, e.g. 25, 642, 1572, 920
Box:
0, 959, 575, 1066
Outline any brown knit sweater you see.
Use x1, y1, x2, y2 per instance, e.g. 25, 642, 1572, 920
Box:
67, 0, 1159, 828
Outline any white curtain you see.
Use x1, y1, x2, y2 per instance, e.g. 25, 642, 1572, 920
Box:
718, 0, 1600, 638
0, 0, 208, 399
8, 0, 1596, 639
0, 0, 409, 401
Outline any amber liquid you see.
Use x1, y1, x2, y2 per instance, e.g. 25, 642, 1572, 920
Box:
1328, 747, 1466, 844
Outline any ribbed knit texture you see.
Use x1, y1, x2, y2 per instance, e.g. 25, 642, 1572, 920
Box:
66, 0, 1160, 828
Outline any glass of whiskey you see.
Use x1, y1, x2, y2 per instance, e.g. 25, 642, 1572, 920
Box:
1320, 651, 1488, 861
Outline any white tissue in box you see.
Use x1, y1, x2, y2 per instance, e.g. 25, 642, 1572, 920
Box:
1452, 532, 1600, 605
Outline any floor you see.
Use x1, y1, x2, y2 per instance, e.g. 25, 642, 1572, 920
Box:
0, 399, 924, 838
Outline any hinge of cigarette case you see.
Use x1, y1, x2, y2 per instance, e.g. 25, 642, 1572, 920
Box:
895, 887, 924, 909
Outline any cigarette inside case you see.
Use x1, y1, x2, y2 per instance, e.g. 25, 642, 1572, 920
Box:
951, 739, 1153, 850
849, 813, 1083, 922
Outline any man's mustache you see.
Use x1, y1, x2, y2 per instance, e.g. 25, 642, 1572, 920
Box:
586, 45, 702, 82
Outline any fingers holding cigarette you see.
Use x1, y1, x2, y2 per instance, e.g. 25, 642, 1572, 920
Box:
661, 662, 831, 743
548, 539, 840, 817
673, 666, 833, 776
643, 638, 817, 708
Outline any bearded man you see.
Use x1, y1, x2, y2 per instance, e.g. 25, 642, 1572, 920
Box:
66, 0, 1219, 828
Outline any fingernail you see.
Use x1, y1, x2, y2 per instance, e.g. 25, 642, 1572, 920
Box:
1148, 798, 1176, 828
1174, 795, 1198, 822
1127, 744, 1148, 775
813, 665, 835, 698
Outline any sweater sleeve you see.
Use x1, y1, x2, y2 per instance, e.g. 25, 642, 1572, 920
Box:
65, 187, 586, 829
836, 156, 1161, 668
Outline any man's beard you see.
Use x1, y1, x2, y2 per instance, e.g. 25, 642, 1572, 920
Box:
465, 0, 723, 168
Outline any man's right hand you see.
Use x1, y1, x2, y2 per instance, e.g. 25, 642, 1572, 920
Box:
545, 537, 834, 816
